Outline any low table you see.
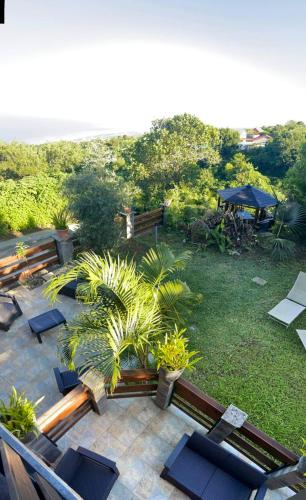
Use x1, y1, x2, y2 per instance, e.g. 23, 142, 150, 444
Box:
296, 329, 306, 350
28, 309, 66, 344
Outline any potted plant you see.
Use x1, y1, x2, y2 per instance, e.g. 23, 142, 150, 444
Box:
0, 387, 44, 442
153, 327, 202, 408
52, 208, 71, 240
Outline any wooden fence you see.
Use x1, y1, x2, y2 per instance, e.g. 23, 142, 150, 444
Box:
0, 239, 59, 288
121, 207, 165, 239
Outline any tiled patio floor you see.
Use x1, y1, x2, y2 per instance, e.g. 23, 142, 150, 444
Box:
0, 284, 294, 499
0, 283, 83, 414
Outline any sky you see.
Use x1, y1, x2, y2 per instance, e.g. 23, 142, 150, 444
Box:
0, 0, 306, 141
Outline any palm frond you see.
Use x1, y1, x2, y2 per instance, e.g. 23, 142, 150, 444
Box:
43, 266, 81, 303
271, 238, 296, 262
156, 279, 203, 324
140, 243, 192, 285
277, 202, 306, 236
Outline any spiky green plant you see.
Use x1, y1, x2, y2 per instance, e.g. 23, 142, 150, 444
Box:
52, 208, 70, 230
45, 244, 202, 390
0, 387, 43, 439
153, 326, 202, 372
259, 202, 306, 261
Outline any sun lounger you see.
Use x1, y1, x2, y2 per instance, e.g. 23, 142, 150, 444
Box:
268, 272, 306, 327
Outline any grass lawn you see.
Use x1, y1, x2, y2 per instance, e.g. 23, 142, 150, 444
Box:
136, 230, 306, 453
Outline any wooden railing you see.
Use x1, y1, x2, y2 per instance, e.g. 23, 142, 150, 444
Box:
0, 239, 59, 288
37, 385, 91, 442
36, 369, 305, 491
133, 208, 164, 236
172, 378, 305, 491
107, 369, 158, 399
37, 370, 158, 442
121, 207, 165, 238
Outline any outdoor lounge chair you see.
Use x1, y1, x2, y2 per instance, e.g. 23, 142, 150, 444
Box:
268, 271, 306, 327
28, 308, 66, 343
54, 446, 119, 500
53, 367, 80, 396
161, 432, 267, 500
53, 366, 89, 396
58, 278, 83, 299
0, 292, 22, 331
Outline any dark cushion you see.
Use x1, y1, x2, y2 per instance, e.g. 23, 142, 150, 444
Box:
28, 309, 65, 334
60, 370, 80, 388
59, 279, 83, 299
188, 432, 230, 465
166, 446, 217, 498
0, 298, 22, 331
55, 449, 82, 484
202, 468, 252, 500
223, 454, 266, 489
55, 449, 117, 500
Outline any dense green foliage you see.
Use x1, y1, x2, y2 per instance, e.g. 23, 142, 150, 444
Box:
0, 114, 306, 244
0, 387, 42, 439
45, 244, 201, 390
65, 170, 129, 252
153, 326, 201, 372
0, 174, 66, 234
247, 121, 306, 178
0, 142, 48, 178
285, 143, 306, 204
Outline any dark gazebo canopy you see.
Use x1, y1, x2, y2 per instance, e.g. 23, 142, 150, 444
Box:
217, 184, 278, 209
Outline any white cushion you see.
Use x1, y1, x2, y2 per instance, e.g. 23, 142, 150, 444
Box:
268, 299, 305, 326
296, 330, 306, 349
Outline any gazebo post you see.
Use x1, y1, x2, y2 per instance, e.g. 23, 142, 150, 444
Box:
254, 208, 260, 223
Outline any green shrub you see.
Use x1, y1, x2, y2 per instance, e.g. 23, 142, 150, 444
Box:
65, 170, 130, 252
0, 387, 43, 439
153, 327, 202, 372
0, 174, 66, 232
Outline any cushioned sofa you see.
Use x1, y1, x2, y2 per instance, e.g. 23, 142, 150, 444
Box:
161, 431, 267, 500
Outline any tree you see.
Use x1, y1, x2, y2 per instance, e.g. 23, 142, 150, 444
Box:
247, 121, 306, 178
45, 244, 202, 390
39, 141, 85, 173
130, 114, 221, 206
221, 153, 274, 193
65, 169, 130, 252
285, 142, 306, 204
0, 142, 48, 179
219, 128, 240, 160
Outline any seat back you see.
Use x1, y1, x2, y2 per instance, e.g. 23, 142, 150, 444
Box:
187, 432, 266, 489
54, 448, 82, 484
222, 453, 266, 489
287, 272, 306, 306
187, 432, 230, 464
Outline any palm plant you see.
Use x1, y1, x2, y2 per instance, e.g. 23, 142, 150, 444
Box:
259, 202, 306, 261
45, 244, 202, 390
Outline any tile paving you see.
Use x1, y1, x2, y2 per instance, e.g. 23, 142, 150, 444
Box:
0, 284, 294, 499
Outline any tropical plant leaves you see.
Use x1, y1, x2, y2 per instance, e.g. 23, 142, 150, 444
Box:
46, 244, 201, 391
140, 243, 191, 285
